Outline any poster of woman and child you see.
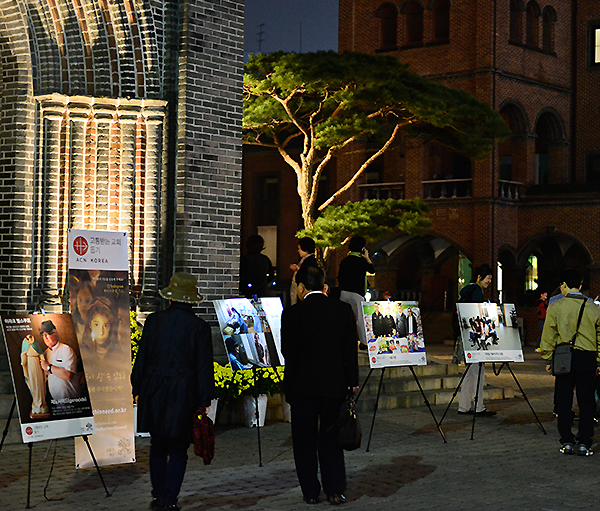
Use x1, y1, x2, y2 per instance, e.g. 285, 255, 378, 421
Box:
213, 298, 284, 370
456, 302, 523, 363
362, 301, 427, 369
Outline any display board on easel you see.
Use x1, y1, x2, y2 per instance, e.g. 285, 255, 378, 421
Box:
362, 301, 426, 368
1, 313, 96, 443
213, 297, 284, 369
456, 303, 523, 363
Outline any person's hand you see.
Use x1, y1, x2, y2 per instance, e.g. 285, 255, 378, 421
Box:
596, 367, 600, 377
134, 395, 139, 404
40, 359, 50, 371
289, 263, 299, 272
352, 386, 359, 393
545, 364, 552, 374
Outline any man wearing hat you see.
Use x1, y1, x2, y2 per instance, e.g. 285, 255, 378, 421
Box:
132, 272, 214, 511
39, 320, 81, 408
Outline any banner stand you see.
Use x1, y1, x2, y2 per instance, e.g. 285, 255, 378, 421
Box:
81, 435, 111, 497
357, 366, 447, 451
438, 362, 546, 439
0, 397, 16, 454
0, 397, 111, 507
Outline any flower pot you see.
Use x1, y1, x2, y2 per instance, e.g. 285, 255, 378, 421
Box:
207, 398, 218, 423
133, 403, 150, 437
281, 398, 292, 423
241, 394, 267, 427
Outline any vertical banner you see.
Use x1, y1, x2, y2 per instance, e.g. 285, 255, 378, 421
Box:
1, 313, 95, 442
68, 229, 135, 468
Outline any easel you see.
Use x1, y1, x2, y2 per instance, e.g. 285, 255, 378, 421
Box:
438, 361, 546, 439
1, 308, 110, 507
358, 365, 447, 451
251, 366, 264, 467
0, 397, 111, 508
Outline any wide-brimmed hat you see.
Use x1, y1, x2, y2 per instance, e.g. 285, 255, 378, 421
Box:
159, 272, 204, 303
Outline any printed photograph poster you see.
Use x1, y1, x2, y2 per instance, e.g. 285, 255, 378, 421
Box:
457, 303, 524, 364
68, 229, 135, 468
362, 301, 427, 369
213, 297, 284, 370
1, 313, 95, 443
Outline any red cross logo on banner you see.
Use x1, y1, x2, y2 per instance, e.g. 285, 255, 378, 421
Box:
73, 236, 89, 256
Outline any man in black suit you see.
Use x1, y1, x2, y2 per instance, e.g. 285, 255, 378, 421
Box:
281, 265, 359, 505
371, 302, 386, 338
397, 307, 418, 338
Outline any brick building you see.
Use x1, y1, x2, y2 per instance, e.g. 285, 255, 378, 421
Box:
0, 1, 244, 337
243, 1, 600, 340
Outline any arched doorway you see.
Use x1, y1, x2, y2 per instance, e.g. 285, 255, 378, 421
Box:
518, 231, 593, 305
370, 233, 472, 343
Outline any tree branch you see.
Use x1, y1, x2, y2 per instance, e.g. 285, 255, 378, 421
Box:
317, 123, 402, 211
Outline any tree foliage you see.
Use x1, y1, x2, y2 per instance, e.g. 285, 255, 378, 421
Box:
298, 199, 432, 260
243, 51, 511, 229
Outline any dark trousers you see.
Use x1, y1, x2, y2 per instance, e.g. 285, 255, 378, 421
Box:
555, 349, 597, 447
290, 396, 346, 500
150, 434, 189, 506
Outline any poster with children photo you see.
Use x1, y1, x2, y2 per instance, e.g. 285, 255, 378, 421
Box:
213, 297, 284, 370
456, 302, 524, 363
361, 301, 427, 368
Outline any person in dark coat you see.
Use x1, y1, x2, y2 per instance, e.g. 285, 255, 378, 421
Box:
131, 272, 214, 511
281, 265, 359, 505
239, 234, 274, 298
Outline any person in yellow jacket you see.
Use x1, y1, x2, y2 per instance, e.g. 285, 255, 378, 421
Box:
540, 269, 600, 457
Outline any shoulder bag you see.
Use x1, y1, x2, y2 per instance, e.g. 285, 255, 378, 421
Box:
551, 299, 586, 377
327, 391, 362, 451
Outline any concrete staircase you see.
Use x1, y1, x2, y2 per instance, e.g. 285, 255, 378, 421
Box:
355, 351, 515, 414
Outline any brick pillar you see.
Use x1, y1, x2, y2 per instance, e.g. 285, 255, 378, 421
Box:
177, 0, 244, 318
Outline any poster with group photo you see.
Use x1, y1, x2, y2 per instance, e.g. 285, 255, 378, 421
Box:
68, 229, 135, 468
213, 297, 284, 370
457, 302, 523, 363
1, 313, 95, 443
362, 301, 427, 368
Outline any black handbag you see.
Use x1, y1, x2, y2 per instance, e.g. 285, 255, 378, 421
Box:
551, 299, 586, 376
328, 392, 362, 451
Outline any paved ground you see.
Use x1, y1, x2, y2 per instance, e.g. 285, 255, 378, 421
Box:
1, 346, 598, 511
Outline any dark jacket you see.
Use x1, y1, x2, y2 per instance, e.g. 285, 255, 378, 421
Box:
281, 293, 359, 400
131, 302, 214, 442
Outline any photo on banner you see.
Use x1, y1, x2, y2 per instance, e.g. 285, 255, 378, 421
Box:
68, 229, 135, 468
456, 302, 523, 363
1, 313, 95, 443
362, 301, 427, 368
213, 297, 284, 370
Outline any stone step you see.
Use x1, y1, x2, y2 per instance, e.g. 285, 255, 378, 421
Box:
358, 374, 463, 396
358, 361, 460, 379
355, 385, 514, 414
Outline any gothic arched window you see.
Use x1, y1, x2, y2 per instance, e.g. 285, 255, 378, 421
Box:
380, 4, 398, 50
432, 0, 450, 42
406, 1, 424, 46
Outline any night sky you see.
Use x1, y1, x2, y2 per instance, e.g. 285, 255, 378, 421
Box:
244, 0, 338, 59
